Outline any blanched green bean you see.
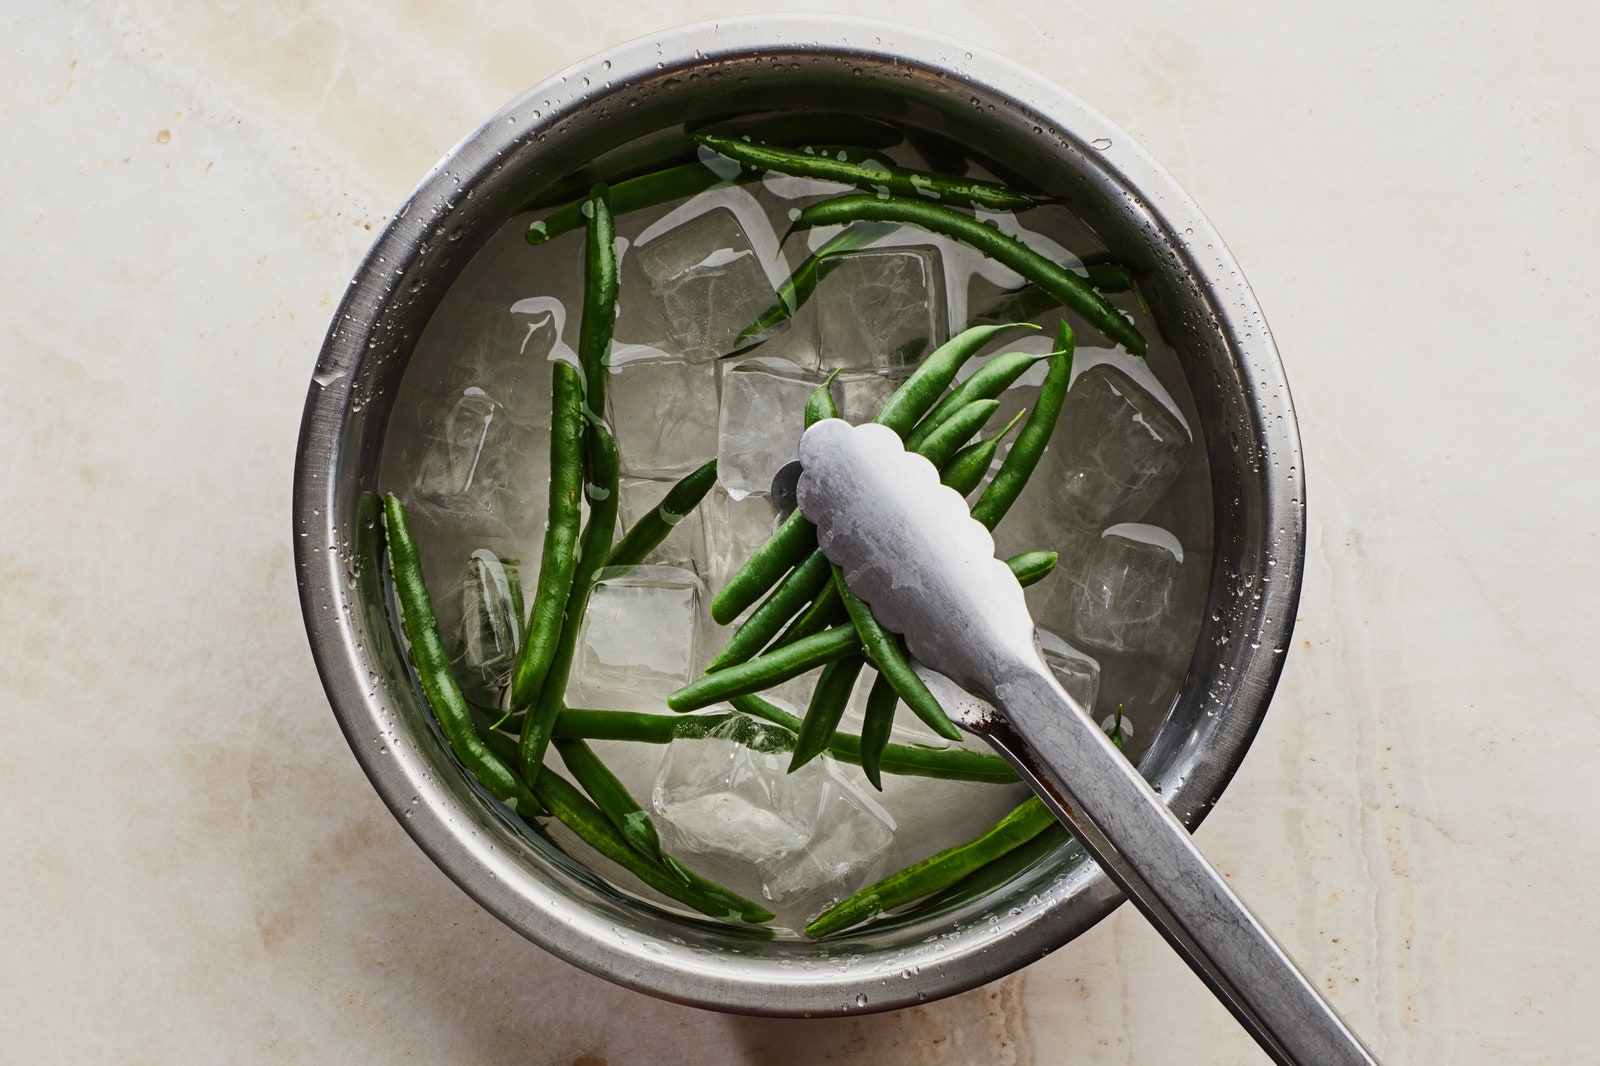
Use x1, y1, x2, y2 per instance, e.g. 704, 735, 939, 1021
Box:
806, 796, 1056, 937
787, 194, 1145, 355
970, 323, 1075, 531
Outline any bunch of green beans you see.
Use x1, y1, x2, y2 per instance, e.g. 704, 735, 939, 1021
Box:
381, 125, 1150, 940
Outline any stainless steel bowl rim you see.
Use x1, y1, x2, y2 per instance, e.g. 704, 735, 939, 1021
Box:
294, 14, 1305, 1017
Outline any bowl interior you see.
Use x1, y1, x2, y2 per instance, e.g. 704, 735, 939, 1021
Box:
296, 18, 1303, 1015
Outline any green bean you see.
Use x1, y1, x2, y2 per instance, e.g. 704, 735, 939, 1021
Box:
577, 185, 617, 421
790, 655, 864, 771
608, 459, 717, 568
874, 323, 1032, 434
857, 674, 898, 791
710, 507, 815, 625
735, 222, 901, 350
730, 695, 1017, 784
527, 164, 741, 246
942, 412, 1024, 496
913, 398, 1000, 469
553, 708, 740, 744
805, 795, 1056, 937
706, 548, 1052, 696
811, 548, 1056, 774
754, 362, 1023, 648
509, 360, 585, 709
770, 577, 843, 650
696, 112, 905, 151
519, 424, 621, 782
705, 550, 833, 671
380, 495, 543, 815
832, 566, 962, 742
1006, 549, 1058, 587
669, 624, 859, 712
532, 769, 774, 924
553, 736, 674, 871
787, 194, 1145, 355
970, 263, 1139, 326
971, 323, 1074, 531
805, 372, 840, 425
695, 133, 1040, 211
903, 350, 1049, 451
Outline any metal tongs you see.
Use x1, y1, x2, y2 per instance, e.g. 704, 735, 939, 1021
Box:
796, 419, 1378, 1066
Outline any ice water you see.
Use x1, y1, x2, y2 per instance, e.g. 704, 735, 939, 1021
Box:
378, 113, 1213, 934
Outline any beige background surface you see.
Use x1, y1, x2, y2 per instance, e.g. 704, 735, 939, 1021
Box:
4, 1, 1596, 1062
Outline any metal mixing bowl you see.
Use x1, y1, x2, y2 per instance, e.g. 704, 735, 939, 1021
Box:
294, 16, 1304, 1016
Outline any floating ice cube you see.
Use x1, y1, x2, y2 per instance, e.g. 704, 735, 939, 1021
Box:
717, 360, 819, 500
617, 477, 706, 572
411, 387, 544, 532
829, 371, 899, 425
634, 206, 783, 361
455, 549, 524, 697
606, 350, 719, 479
1046, 358, 1191, 530
815, 246, 946, 375
1037, 628, 1101, 713
1063, 524, 1191, 657
568, 566, 705, 713
757, 768, 896, 911
700, 487, 780, 598
651, 714, 896, 912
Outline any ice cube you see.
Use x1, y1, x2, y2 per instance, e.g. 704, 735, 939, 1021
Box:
1062, 524, 1191, 657
606, 350, 719, 479
617, 477, 706, 572
700, 487, 780, 598
634, 207, 783, 361
455, 549, 524, 698
829, 371, 899, 425
815, 246, 946, 375
411, 387, 545, 533
756, 763, 896, 911
652, 715, 817, 863
1037, 628, 1101, 713
717, 360, 819, 500
1045, 357, 1191, 530
568, 565, 706, 713
651, 714, 896, 912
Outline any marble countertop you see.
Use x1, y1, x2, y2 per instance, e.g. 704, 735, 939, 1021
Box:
5, 1, 1595, 1061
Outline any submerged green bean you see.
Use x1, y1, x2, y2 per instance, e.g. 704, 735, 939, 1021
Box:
695, 133, 1040, 211
509, 361, 585, 709
608, 459, 717, 568
526, 163, 739, 246
554, 736, 674, 871
806, 796, 1056, 937
533, 769, 774, 924
381, 494, 542, 815
735, 222, 901, 350
519, 424, 621, 783
788, 194, 1145, 355
576, 185, 618, 421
